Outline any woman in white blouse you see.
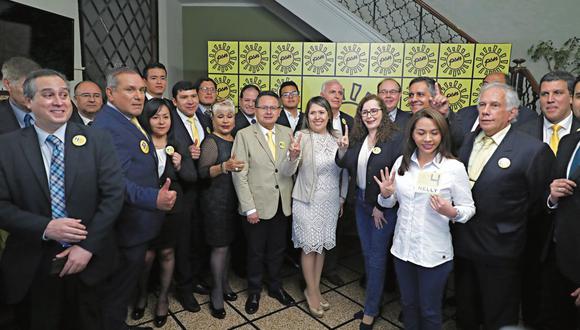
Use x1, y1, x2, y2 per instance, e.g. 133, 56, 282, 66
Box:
375, 108, 475, 330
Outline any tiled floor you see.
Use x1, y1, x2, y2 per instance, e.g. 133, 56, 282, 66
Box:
128, 239, 458, 329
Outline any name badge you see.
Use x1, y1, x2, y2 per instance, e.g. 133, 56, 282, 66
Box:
416, 170, 441, 194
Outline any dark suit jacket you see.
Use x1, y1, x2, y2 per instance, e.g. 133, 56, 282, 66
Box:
517, 114, 580, 141
553, 132, 580, 283
233, 111, 253, 136
69, 109, 85, 125
92, 104, 164, 247
336, 132, 403, 208
453, 127, 554, 262
392, 108, 411, 132
159, 139, 198, 215
170, 107, 212, 148
0, 123, 124, 303
0, 99, 21, 135
276, 110, 304, 134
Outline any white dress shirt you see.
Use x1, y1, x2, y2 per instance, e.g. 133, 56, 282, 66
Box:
34, 124, 68, 181
155, 148, 167, 178
542, 112, 573, 144
283, 109, 301, 131
378, 152, 475, 267
356, 136, 373, 190
176, 108, 205, 143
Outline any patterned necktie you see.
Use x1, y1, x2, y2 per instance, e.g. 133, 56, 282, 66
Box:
186, 117, 200, 146
569, 145, 580, 178
24, 113, 33, 127
468, 136, 495, 187
549, 124, 561, 155
266, 130, 276, 160
46, 135, 70, 247
130, 117, 149, 140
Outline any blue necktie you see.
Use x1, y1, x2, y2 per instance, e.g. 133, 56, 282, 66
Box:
24, 113, 33, 127
46, 135, 69, 247
569, 145, 580, 178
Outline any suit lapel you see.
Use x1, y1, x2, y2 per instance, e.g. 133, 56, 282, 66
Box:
20, 128, 50, 201
253, 124, 275, 164
474, 128, 515, 191
64, 124, 81, 200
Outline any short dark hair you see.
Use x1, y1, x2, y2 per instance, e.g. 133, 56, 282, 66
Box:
239, 84, 260, 99
23, 69, 68, 99
138, 98, 175, 140
142, 62, 167, 79
278, 80, 299, 96
409, 77, 436, 96
171, 80, 196, 99
255, 90, 280, 108
574, 75, 580, 93
193, 77, 217, 90
540, 70, 575, 95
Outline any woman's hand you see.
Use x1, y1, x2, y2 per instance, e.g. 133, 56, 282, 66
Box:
429, 195, 457, 218
223, 154, 246, 173
288, 133, 302, 161
373, 166, 396, 198
171, 152, 182, 171
372, 206, 387, 229
337, 124, 349, 151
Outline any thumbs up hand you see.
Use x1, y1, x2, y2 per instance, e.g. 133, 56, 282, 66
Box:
157, 178, 177, 211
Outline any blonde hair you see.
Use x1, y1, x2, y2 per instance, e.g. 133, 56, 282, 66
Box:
210, 98, 235, 116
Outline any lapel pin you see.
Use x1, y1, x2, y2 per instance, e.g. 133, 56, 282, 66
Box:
140, 140, 150, 154
72, 135, 86, 146
372, 146, 382, 154
498, 157, 511, 169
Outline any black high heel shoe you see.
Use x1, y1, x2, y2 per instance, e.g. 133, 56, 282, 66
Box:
131, 301, 147, 320
153, 314, 168, 328
209, 298, 226, 319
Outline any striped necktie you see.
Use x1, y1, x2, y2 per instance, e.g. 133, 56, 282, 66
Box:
46, 135, 70, 247
24, 113, 33, 127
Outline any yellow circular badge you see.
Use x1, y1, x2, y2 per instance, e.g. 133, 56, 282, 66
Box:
165, 145, 175, 156
341, 118, 346, 125
140, 140, 149, 154
372, 146, 382, 154
498, 157, 511, 169
72, 135, 86, 147
279, 141, 286, 149
206, 127, 211, 134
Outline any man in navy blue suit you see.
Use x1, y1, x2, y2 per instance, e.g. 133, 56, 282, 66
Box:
377, 78, 410, 131
453, 83, 553, 330
92, 67, 177, 330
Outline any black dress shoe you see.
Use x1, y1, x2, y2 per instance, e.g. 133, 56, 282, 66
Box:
176, 292, 201, 312
223, 292, 238, 301
245, 293, 260, 314
153, 314, 168, 328
354, 310, 364, 319
359, 321, 374, 330
192, 282, 210, 295
324, 273, 345, 286
131, 307, 145, 320
268, 288, 295, 306
209, 300, 226, 319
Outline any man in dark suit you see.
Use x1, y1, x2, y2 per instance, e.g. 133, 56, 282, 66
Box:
142, 62, 168, 100
535, 131, 580, 329
573, 76, 580, 119
377, 78, 410, 131
169, 80, 212, 311
70, 81, 103, 125
452, 72, 538, 150
277, 80, 304, 133
453, 82, 554, 330
194, 77, 217, 119
0, 69, 124, 330
92, 67, 177, 330
0, 56, 41, 134
319, 79, 353, 286
233, 84, 259, 136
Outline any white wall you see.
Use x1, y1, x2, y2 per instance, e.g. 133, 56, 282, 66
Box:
11, 0, 83, 84
425, 0, 578, 81
158, 0, 183, 98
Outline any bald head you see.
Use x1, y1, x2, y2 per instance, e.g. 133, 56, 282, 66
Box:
74, 80, 103, 119
483, 72, 508, 85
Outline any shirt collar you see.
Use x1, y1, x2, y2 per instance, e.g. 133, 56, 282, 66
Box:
410, 150, 443, 169
543, 112, 573, 131
476, 124, 511, 146
257, 122, 275, 135
107, 101, 132, 120
9, 98, 34, 125
34, 122, 67, 146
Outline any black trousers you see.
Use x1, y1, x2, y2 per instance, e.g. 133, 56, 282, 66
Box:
454, 256, 521, 330
13, 243, 103, 330
243, 203, 288, 294
536, 244, 580, 330
174, 188, 208, 292
101, 243, 148, 330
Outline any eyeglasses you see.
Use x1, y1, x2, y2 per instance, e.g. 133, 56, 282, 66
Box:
360, 108, 381, 117
76, 93, 102, 99
257, 105, 281, 112
281, 91, 299, 98
199, 87, 216, 93
378, 89, 400, 95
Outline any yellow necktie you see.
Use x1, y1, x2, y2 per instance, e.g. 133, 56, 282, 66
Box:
266, 130, 276, 160
468, 136, 494, 187
187, 117, 200, 146
130, 117, 148, 139
549, 124, 561, 155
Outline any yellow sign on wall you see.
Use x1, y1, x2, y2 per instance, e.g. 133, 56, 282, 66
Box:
208, 41, 511, 116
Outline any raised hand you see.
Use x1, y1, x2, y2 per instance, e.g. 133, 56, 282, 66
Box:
373, 166, 396, 198
430, 82, 450, 117
288, 132, 302, 161
44, 218, 87, 243
223, 154, 246, 173
337, 124, 349, 150
429, 195, 457, 218
157, 178, 177, 211
171, 152, 182, 171
189, 140, 201, 160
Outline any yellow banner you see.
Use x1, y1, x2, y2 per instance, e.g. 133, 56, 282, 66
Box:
208, 41, 511, 116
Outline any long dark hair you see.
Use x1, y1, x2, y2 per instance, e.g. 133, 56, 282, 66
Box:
138, 98, 176, 141
302, 96, 340, 138
351, 94, 397, 143
398, 108, 454, 175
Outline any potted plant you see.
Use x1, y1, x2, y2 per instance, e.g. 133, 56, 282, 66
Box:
527, 37, 579, 75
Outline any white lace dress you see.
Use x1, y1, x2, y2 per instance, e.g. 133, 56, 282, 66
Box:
292, 133, 341, 254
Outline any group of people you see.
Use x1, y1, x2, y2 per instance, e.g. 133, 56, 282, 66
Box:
0, 54, 579, 330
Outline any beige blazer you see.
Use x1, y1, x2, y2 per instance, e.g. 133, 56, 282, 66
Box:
232, 123, 298, 219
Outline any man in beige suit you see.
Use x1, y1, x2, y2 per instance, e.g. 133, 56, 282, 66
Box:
232, 90, 299, 314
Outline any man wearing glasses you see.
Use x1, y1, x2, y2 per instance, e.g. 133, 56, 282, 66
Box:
71, 81, 103, 125
277, 80, 304, 133
194, 77, 218, 120
377, 78, 410, 130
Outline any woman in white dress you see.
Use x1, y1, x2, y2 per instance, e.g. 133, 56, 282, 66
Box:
284, 96, 347, 318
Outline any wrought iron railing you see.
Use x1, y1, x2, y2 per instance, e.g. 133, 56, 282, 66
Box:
336, 0, 476, 43
510, 59, 540, 112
